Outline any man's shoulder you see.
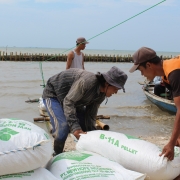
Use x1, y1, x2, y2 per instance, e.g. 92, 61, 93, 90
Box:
67, 51, 75, 61
68, 50, 74, 54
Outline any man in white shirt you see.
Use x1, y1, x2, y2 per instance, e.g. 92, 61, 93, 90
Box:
66, 37, 89, 70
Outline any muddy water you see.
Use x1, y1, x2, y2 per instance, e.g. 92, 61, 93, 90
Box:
0, 61, 175, 139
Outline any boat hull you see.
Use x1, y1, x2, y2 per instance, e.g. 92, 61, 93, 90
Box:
144, 90, 177, 115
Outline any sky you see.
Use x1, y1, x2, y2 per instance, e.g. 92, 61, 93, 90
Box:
0, 0, 180, 52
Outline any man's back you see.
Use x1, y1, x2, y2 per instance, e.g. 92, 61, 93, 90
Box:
69, 50, 83, 69
42, 68, 100, 104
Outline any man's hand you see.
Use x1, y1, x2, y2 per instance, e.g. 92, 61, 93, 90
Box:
175, 137, 180, 147
73, 129, 87, 139
174, 174, 180, 180
159, 142, 175, 161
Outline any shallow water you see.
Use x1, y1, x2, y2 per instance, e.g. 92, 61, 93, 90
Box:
0, 61, 175, 138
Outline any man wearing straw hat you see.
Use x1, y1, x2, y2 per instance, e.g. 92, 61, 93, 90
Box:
129, 47, 180, 161
66, 37, 89, 70
42, 66, 128, 155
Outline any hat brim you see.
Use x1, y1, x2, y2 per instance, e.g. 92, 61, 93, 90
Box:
102, 73, 125, 92
129, 64, 139, 73
77, 41, 89, 44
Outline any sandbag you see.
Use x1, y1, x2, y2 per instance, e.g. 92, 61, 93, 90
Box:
0, 118, 53, 176
39, 97, 47, 111
76, 130, 180, 180
47, 150, 146, 180
0, 168, 58, 180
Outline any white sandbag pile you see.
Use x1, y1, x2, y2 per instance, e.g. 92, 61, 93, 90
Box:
47, 150, 146, 180
0, 168, 58, 180
76, 130, 180, 180
0, 118, 53, 176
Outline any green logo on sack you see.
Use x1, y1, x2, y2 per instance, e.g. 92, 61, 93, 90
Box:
125, 134, 139, 140
52, 152, 92, 164
8, 118, 19, 120
0, 128, 19, 141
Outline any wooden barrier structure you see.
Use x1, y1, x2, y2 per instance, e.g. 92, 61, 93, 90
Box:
0, 51, 173, 62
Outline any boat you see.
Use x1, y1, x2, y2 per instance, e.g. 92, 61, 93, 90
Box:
142, 84, 177, 115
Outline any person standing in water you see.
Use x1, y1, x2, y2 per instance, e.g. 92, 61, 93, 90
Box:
66, 37, 89, 70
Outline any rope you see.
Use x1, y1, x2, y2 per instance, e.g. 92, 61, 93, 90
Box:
39, 61, 46, 88
39, 0, 166, 87
0, 140, 48, 155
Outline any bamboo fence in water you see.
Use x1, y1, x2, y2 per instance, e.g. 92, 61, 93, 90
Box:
0, 51, 172, 62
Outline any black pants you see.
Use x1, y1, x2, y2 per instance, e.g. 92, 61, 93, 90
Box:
154, 84, 166, 97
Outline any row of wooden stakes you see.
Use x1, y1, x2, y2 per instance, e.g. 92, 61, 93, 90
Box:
0, 51, 173, 62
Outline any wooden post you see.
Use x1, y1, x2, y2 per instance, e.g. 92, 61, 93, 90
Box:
42, 53, 44, 61
15, 52, 17, 61
2, 51, 4, 61
12, 52, 14, 61
19, 52, 21, 61
32, 53, 34, 61
24, 53, 26, 61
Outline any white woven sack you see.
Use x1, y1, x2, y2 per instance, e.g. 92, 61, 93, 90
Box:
0, 168, 58, 180
0, 118, 53, 176
47, 150, 146, 180
39, 97, 47, 111
76, 130, 180, 180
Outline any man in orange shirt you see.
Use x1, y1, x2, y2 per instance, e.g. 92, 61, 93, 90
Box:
129, 47, 180, 161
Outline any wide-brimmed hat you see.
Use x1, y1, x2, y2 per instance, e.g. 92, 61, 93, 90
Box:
129, 47, 157, 73
76, 37, 89, 44
102, 66, 128, 92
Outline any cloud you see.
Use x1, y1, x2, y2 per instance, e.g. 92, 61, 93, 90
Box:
0, 0, 28, 4
125, 0, 176, 6
0, 0, 177, 7
35, 0, 60, 2
34, 0, 124, 8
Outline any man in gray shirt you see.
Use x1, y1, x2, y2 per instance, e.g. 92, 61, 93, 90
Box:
42, 66, 128, 155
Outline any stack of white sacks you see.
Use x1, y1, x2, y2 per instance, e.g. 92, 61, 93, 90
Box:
1, 117, 179, 179
0, 118, 57, 180
0, 118, 146, 180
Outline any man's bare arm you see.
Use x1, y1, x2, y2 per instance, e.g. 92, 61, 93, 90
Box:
160, 96, 180, 160
66, 51, 74, 69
